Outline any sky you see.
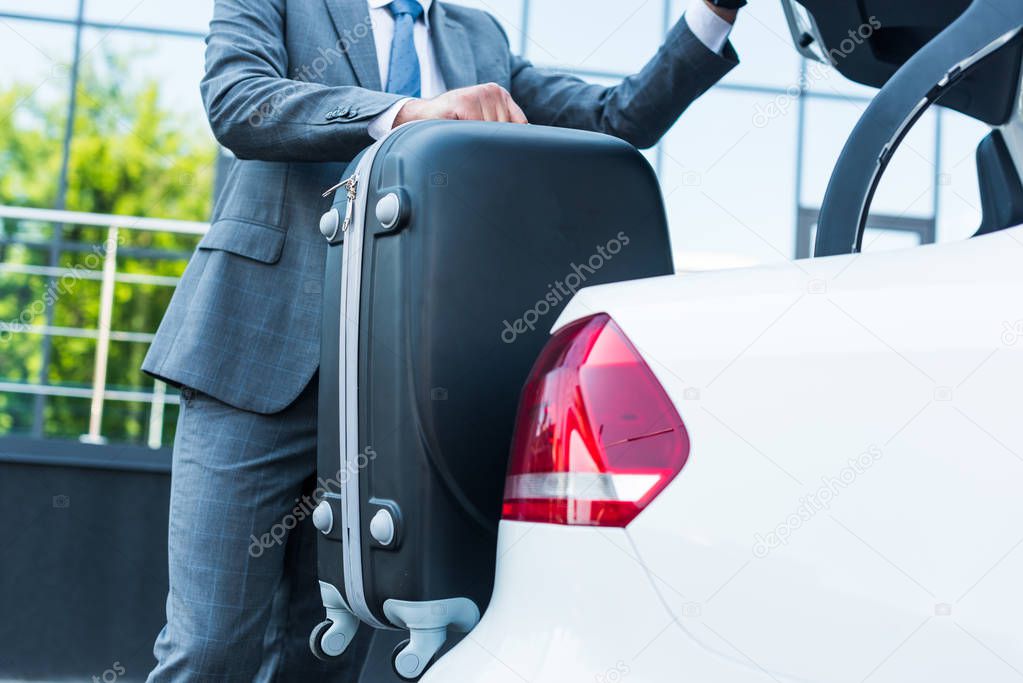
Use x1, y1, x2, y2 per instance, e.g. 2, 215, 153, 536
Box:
0, 0, 993, 268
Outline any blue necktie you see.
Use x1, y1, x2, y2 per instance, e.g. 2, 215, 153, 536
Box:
386, 0, 424, 97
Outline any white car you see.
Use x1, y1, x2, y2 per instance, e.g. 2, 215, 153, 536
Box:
427, 2, 1023, 681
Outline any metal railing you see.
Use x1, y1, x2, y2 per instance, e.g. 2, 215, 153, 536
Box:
0, 205, 208, 449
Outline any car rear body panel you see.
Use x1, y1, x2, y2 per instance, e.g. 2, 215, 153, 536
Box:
552, 227, 1023, 681
423, 522, 759, 682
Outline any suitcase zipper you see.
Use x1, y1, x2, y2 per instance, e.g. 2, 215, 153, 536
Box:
323, 173, 359, 234
335, 144, 390, 630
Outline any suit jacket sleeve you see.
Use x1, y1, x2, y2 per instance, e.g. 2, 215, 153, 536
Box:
502, 15, 739, 149
202, 0, 405, 161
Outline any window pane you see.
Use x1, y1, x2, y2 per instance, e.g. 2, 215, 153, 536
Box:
0, 19, 75, 206
84, 0, 212, 34
800, 97, 860, 211
0, 271, 50, 379
872, 111, 937, 219
453, 0, 526, 55
936, 109, 989, 243
802, 97, 937, 220
661, 89, 798, 268
0, 392, 35, 435
0, 1, 78, 18
803, 60, 880, 100
73, 29, 217, 220
527, 0, 663, 74
3, 24, 212, 447
1, 212, 192, 446
0, 219, 62, 265
0, 19, 76, 443
39, 395, 178, 445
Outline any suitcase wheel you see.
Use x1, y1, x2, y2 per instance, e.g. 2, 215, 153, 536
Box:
391, 638, 436, 681
310, 619, 350, 661
383, 598, 480, 679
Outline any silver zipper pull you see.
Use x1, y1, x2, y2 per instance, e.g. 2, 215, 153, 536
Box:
321, 173, 359, 237
340, 174, 358, 233
322, 173, 358, 199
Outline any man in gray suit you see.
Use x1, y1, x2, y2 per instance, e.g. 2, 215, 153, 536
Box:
144, 0, 740, 679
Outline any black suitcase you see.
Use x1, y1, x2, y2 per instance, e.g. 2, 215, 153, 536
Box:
310, 120, 673, 679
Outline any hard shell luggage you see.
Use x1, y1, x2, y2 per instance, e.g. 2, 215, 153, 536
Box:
310, 120, 674, 679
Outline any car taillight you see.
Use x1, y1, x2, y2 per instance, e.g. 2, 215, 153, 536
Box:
503, 313, 690, 527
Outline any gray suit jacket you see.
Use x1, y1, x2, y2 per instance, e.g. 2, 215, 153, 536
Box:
143, 0, 738, 414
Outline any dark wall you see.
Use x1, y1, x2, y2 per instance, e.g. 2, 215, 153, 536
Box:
0, 438, 411, 682
0, 439, 172, 681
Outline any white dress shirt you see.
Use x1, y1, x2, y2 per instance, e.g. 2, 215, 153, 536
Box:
367, 0, 734, 139
367, 0, 446, 139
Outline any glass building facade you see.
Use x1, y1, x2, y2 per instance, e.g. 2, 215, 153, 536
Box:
0, 0, 992, 449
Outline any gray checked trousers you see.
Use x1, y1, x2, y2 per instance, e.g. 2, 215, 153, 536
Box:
147, 376, 371, 682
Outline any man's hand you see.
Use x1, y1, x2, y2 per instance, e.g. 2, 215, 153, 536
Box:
393, 83, 528, 128
703, 0, 739, 24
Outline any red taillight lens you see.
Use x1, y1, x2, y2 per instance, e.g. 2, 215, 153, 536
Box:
503, 314, 690, 527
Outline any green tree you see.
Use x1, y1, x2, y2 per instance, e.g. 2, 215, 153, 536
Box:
0, 48, 217, 443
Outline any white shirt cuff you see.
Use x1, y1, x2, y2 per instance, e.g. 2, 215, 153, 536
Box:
368, 98, 413, 140
684, 0, 734, 55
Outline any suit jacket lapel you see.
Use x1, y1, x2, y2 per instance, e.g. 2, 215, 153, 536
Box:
325, 0, 382, 91
429, 2, 477, 89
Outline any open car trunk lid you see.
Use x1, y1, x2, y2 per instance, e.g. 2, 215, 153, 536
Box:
794, 0, 1023, 255
786, 0, 1023, 124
